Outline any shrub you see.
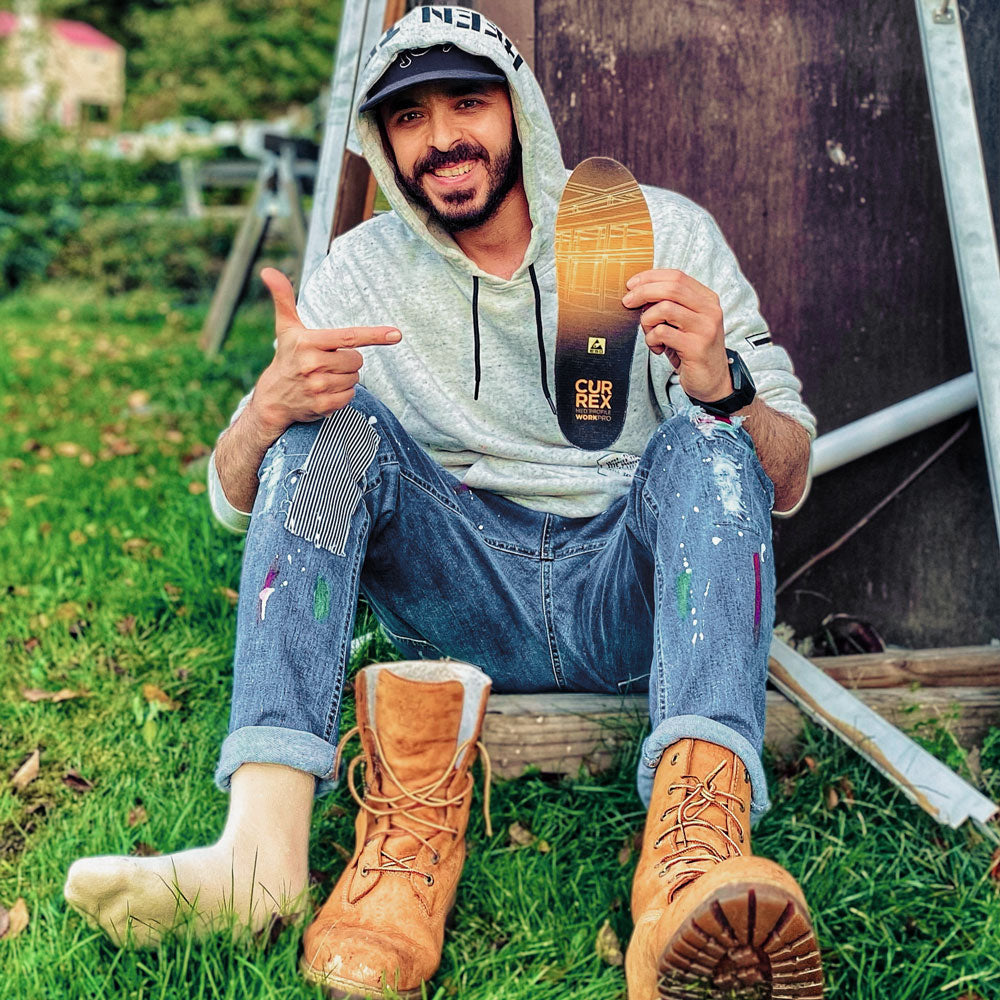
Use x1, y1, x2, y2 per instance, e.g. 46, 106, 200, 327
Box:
47, 211, 239, 301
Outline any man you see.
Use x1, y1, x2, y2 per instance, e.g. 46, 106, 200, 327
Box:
65, 7, 823, 998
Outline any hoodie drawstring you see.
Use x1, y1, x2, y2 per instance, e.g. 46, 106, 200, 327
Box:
470, 266, 555, 416
529, 263, 556, 416
471, 275, 482, 401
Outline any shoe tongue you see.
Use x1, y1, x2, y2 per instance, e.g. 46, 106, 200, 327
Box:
371, 668, 466, 812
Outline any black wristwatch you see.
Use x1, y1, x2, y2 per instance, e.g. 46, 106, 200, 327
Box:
686, 349, 756, 417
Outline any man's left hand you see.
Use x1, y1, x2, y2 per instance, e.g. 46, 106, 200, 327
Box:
622, 269, 733, 402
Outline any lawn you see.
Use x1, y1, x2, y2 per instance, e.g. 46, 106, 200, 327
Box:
2, 281, 1000, 999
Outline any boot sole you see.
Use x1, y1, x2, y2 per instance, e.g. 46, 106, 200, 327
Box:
299, 957, 423, 1000
554, 156, 653, 450
656, 880, 824, 999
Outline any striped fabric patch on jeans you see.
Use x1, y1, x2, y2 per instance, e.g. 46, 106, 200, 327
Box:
284, 407, 379, 555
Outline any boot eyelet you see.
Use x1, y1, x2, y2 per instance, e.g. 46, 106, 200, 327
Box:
671, 753, 679, 765
360, 866, 370, 877
425, 874, 435, 886
739, 802, 745, 813
431, 853, 440, 865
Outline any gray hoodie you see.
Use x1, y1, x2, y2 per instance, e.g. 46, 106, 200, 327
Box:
209, 4, 815, 533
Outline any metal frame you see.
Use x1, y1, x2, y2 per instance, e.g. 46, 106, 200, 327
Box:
302, 0, 391, 285
915, 0, 1000, 544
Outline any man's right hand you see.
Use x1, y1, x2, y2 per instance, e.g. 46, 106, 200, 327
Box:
249, 268, 402, 444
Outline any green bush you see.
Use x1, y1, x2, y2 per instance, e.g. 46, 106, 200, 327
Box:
46, 210, 239, 301
0, 130, 183, 293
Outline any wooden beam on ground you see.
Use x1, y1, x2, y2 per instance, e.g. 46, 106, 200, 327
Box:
811, 645, 1000, 687
768, 638, 997, 827
482, 686, 1000, 781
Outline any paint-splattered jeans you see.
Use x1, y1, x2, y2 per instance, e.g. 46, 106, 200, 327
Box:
215, 387, 775, 819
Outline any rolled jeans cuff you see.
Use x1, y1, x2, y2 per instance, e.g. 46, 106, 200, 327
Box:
637, 715, 771, 823
215, 725, 339, 795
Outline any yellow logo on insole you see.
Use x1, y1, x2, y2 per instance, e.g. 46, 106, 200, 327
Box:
588, 337, 606, 355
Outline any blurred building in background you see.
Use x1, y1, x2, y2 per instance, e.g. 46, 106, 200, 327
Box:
0, 3, 124, 137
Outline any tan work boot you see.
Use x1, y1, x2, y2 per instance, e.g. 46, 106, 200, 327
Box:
300, 660, 492, 999
626, 739, 824, 999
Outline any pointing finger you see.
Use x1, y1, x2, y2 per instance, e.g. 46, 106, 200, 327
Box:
314, 326, 402, 351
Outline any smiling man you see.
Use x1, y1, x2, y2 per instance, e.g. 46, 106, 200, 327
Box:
65, 8, 823, 999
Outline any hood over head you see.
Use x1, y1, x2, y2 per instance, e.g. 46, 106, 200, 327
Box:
354, 5, 566, 280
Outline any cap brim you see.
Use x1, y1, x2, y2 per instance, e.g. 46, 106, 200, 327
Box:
358, 69, 508, 114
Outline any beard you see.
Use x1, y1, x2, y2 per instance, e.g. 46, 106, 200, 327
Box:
393, 135, 523, 234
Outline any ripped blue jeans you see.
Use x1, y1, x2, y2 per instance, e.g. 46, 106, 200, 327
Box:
215, 387, 775, 819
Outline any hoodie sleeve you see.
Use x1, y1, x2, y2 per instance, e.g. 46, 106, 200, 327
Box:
206, 250, 364, 534
650, 208, 816, 517
207, 390, 255, 534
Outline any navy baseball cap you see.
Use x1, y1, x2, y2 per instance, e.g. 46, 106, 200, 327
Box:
358, 44, 507, 114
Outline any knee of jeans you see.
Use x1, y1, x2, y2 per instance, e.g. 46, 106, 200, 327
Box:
640, 406, 773, 516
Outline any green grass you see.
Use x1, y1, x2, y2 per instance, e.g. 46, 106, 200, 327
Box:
2, 282, 1000, 998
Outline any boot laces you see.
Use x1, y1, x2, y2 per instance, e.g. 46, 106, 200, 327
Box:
334, 725, 493, 885
653, 759, 746, 902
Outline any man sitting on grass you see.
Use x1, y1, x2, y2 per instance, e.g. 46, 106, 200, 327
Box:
66, 7, 824, 998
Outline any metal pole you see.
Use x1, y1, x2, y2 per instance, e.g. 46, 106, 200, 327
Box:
812, 373, 978, 478
914, 0, 1000, 545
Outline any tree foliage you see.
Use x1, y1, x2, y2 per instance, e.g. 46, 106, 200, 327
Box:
44, 0, 344, 124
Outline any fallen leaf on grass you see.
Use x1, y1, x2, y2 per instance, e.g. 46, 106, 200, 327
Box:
216, 587, 239, 606
69, 530, 87, 546
63, 770, 94, 793
22, 688, 84, 703
595, 919, 623, 966
23, 637, 40, 653
130, 842, 160, 857
988, 847, 1000, 884
187, 481, 206, 495
54, 441, 80, 457
55, 602, 81, 620
127, 390, 150, 412
165, 429, 184, 444
508, 822, 536, 848
24, 495, 47, 508
142, 684, 180, 710
824, 785, 839, 810
838, 777, 855, 808
115, 615, 136, 635
67, 620, 89, 640
0, 898, 29, 939
122, 538, 148, 553
11, 750, 40, 791
163, 583, 182, 597
127, 804, 148, 827
618, 831, 643, 866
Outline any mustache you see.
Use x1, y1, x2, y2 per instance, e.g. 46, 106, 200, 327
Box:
415, 142, 489, 176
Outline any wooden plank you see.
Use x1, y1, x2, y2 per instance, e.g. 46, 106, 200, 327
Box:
481, 684, 1000, 782
811, 645, 1000, 688
331, 150, 378, 241
198, 166, 270, 355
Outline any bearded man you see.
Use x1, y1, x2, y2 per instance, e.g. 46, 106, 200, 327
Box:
66, 7, 823, 998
